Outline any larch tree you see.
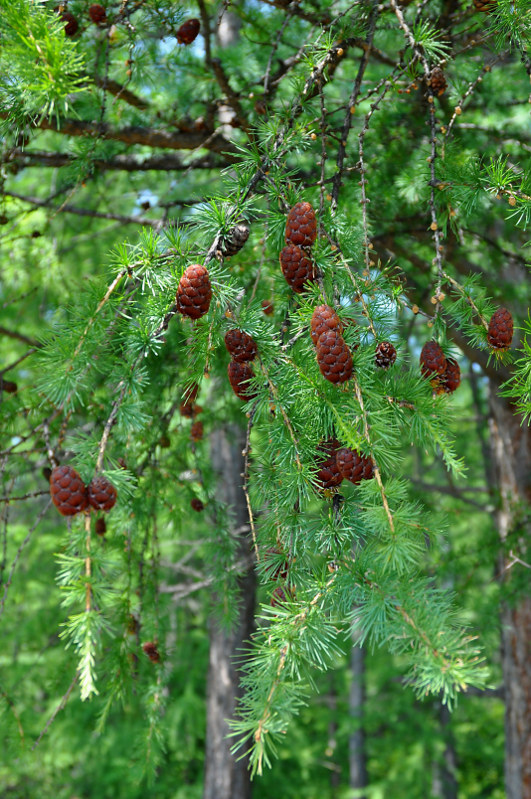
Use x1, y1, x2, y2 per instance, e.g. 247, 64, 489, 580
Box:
0, 0, 529, 797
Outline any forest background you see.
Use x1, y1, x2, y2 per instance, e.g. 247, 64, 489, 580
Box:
0, 0, 530, 798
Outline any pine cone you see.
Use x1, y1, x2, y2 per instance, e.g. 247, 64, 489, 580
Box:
1, 378, 17, 393
50, 465, 88, 516
224, 329, 258, 362
191, 497, 204, 512
285, 202, 317, 247
375, 341, 397, 369
279, 244, 316, 293
88, 4, 106, 24
176, 18, 200, 44
180, 383, 200, 417
270, 585, 289, 607
58, 10, 78, 36
88, 475, 117, 512
190, 420, 204, 441
228, 360, 256, 400
315, 438, 343, 489
420, 340, 447, 380
473, 0, 496, 10
487, 307, 513, 351
261, 299, 274, 315
336, 448, 374, 485
177, 264, 212, 320
142, 641, 161, 663
442, 358, 461, 394
429, 67, 447, 97
221, 222, 250, 257
95, 517, 107, 536
310, 305, 342, 346
315, 330, 353, 384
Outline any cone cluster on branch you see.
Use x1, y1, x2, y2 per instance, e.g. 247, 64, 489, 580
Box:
50, 467, 117, 516
281, 202, 318, 293
226, 329, 259, 400
314, 440, 375, 491
177, 264, 212, 320
420, 341, 461, 394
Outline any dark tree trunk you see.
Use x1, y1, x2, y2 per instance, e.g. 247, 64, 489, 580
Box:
349, 642, 368, 796
432, 703, 458, 799
489, 392, 531, 799
203, 426, 255, 799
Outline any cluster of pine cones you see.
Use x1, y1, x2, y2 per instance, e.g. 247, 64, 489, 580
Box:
280, 202, 318, 293
58, 4, 200, 45
50, 465, 117, 516
315, 439, 374, 490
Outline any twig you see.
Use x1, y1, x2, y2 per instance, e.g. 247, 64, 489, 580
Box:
31, 672, 78, 751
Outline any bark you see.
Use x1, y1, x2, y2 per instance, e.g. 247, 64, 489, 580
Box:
489, 391, 531, 799
203, 426, 255, 799
349, 643, 368, 796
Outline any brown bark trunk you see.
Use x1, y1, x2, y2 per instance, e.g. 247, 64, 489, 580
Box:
489, 391, 531, 799
203, 426, 255, 799
349, 643, 368, 796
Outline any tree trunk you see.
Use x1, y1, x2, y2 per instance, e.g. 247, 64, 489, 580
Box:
203, 426, 255, 799
431, 702, 458, 799
349, 642, 368, 796
489, 391, 531, 799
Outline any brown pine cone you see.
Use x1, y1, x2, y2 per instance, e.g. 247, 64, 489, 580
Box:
316, 330, 353, 384
420, 340, 447, 380
142, 641, 161, 663
228, 360, 256, 400
261, 299, 274, 315
224, 329, 258, 362
176, 18, 200, 44
487, 307, 513, 351
88, 475, 117, 512
375, 341, 397, 369
279, 244, 316, 293
442, 358, 461, 394
285, 202, 317, 247
50, 465, 88, 516
180, 383, 200, 417
95, 517, 107, 536
191, 497, 204, 512
429, 67, 447, 97
265, 549, 290, 582
310, 305, 342, 346
177, 264, 212, 320
88, 4, 106, 24
1, 378, 17, 393
221, 222, 250, 257
315, 438, 343, 490
336, 448, 374, 485
58, 10, 78, 36
190, 420, 204, 441
270, 585, 290, 607
473, 0, 496, 10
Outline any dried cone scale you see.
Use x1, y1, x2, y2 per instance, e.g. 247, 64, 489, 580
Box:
224, 329, 258, 362
285, 202, 317, 247
88, 475, 117, 512
177, 264, 212, 320
176, 18, 200, 44
315, 329, 353, 384
315, 438, 343, 490
50, 465, 88, 516
310, 305, 342, 346
279, 244, 316, 293
487, 307, 513, 351
336, 448, 374, 485
228, 360, 256, 400
375, 341, 397, 369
